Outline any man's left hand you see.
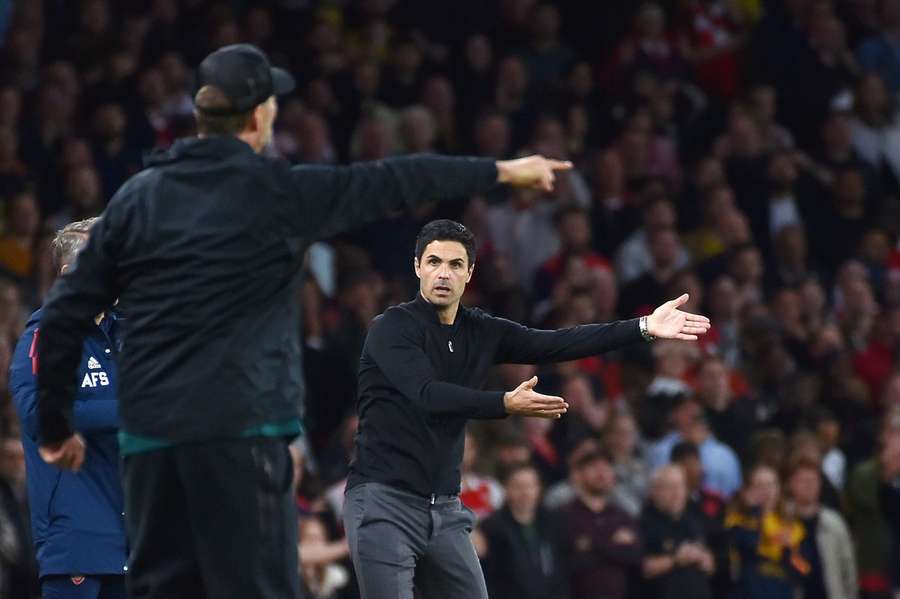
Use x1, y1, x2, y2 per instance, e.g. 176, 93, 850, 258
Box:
646, 294, 711, 341
39, 434, 86, 471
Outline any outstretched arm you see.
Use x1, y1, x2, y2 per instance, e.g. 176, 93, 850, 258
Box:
493, 294, 710, 364
292, 154, 571, 239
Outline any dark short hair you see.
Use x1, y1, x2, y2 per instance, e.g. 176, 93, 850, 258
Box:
193, 85, 254, 136
572, 448, 613, 470
414, 219, 476, 267
498, 461, 540, 486
670, 441, 700, 463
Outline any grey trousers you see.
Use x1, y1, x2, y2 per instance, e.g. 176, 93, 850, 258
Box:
343, 482, 489, 599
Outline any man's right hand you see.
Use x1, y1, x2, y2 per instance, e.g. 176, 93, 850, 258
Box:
504, 376, 568, 419
496, 155, 573, 191
39, 433, 86, 471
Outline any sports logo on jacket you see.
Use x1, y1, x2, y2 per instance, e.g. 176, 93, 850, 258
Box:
81, 356, 110, 388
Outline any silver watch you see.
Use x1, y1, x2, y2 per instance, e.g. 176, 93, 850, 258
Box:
639, 316, 656, 342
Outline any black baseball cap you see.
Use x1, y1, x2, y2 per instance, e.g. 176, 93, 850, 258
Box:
194, 44, 295, 115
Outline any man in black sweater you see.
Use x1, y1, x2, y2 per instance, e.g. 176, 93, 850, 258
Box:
344, 219, 710, 599
32, 45, 572, 599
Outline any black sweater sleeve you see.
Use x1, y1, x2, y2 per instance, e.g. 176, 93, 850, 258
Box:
364, 308, 507, 419
291, 155, 497, 239
36, 203, 123, 445
491, 316, 643, 365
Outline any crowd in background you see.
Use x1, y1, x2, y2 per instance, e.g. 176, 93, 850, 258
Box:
0, 0, 899, 598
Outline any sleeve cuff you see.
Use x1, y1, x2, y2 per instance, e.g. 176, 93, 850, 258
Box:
479, 390, 508, 419
624, 318, 645, 344
475, 158, 499, 191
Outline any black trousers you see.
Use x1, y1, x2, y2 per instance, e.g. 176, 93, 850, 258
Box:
343, 482, 488, 599
122, 437, 299, 599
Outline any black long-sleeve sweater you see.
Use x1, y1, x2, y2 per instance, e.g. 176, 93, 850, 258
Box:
347, 293, 642, 497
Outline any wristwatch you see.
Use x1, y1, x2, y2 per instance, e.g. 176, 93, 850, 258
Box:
639, 316, 656, 342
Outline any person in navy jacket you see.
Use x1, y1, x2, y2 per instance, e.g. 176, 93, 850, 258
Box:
9, 217, 126, 599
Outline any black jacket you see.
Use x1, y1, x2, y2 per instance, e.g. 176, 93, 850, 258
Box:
347, 293, 641, 497
36, 135, 498, 444
481, 506, 570, 599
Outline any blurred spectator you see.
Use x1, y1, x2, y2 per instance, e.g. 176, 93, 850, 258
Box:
856, 0, 900, 92
298, 516, 350, 599
534, 205, 611, 302
0, 189, 39, 280
785, 457, 859, 599
606, 411, 649, 519
561, 449, 642, 599
695, 356, 757, 461
676, 0, 748, 100
648, 396, 742, 498
49, 166, 104, 231
588, 148, 638, 257
671, 441, 730, 598
726, 464, 808, 599
487, 187, 560, 288
850, 74, 900, 190
91, 103, 144, 200
619, 228, 686, 317
460, 430, 504, 521
480, 462, 569, 599
813, 408, 848, 491
616, 197, 689, 286
846, 429, 900, 599
639, 465, 714, 599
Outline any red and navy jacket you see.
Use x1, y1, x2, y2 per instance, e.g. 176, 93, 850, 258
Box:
9, 309, 126, 578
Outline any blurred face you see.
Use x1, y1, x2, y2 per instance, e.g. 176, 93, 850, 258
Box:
748, 467, 780, 510
671, 401, 700, 432
94, 104, 127, 139
731, 248, 763, 283
652, 467, 688, 516
768, 153, 797, 187
594, 150, 625, 192
607, 415, 637, 455
498, 57, 528, 94
788, 467, 821, 506
559, 212, 591, 250
476, 115, 510, 157
575, 457, 616, 496
834, 170, 866, 213
415, 240, 473, 308
645, 200, 676, 229
505, 468, 541, 513
709, 276, 739, 319
466, 35, 492, 71
8, 193, 39, 237
823, 113, 852, 151
67, 168, 102, 209
698, 360, 730, 404
649, 229, 680, 269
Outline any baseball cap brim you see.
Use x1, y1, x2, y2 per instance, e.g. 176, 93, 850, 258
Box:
272, 67, 295, 96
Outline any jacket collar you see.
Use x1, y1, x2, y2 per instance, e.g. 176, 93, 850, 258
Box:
143, 135, 256, 167
411, 292, 464, 327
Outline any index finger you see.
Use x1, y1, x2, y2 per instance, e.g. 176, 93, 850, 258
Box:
547, 159, 573, 171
